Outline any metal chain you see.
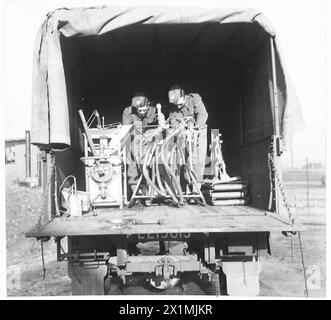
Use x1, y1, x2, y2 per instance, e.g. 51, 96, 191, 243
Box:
268, 140, 309, 297
267, 141, 294, 224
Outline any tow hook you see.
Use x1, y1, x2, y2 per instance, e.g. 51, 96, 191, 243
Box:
149, 257, 180, 290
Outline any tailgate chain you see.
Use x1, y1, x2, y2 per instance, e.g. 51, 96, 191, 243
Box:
268, 139, 309, 297
267, 139, 294, 224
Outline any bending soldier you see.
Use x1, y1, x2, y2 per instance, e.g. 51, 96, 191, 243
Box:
122, 92, 157, 207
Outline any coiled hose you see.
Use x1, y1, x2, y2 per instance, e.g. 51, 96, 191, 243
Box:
160, 129, 184, 205
155, 145, 167, 195
153, 132, 179, 205
142, 141, 166, 197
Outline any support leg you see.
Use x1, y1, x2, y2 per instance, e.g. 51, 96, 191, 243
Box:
68, 262, 108, 295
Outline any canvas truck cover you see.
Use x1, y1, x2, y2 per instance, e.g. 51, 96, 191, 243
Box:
31, 5, 303, 150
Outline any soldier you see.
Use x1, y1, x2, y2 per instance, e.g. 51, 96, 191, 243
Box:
168, 84, 208, 190
122, 92, 157, 207
122, 92, 157, 127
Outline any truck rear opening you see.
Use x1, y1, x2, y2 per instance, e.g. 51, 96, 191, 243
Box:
27, 6, 304, 296
52, 21, 277, 211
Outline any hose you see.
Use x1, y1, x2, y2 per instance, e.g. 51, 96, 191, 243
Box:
174, 132, 192, 199
160, 129, 184, 205
157, 148, 179, 205
145, 129, 180, 204
155, 145, 167, 195
178, 141, 192, 184
151, 156, 156, 185
142, 141, 166, 197
147, 141, 157, 165
164, 180, 179, 205
167, 142, 178, 190
160, 146, 179, 205
132, 132, 177, 201
169, 143, 185, 200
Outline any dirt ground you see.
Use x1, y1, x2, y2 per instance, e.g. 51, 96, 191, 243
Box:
6, 173, 326, 297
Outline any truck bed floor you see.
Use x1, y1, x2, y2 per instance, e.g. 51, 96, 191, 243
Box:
26, 205, 301, 237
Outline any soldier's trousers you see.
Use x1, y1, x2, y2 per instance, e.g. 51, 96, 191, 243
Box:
127, 136, 148, 194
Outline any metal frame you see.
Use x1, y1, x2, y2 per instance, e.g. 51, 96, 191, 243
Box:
80, 111, 133, 208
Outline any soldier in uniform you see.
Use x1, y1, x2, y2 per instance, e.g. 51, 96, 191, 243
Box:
123, 92, 167, 254
122, 92, 157, 206
122, 93, 157, 127
168, 85, 208, 191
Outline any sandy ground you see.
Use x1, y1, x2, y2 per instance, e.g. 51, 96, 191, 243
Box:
6, 175, 326, 297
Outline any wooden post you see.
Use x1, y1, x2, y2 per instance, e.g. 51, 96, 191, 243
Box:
306, 157, 310, 213
37, 152, 43, 187
25, 130, 31, 178
41, 150, 54, 223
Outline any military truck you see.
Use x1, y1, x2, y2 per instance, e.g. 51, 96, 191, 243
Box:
26, 6, 304, 296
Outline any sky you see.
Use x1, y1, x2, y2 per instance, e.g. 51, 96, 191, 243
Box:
1, 0, 327, 168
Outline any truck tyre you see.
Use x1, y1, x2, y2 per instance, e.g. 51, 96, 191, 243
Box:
203, 268, 228, 296
219, 267, 228, 295
205, 272, 221, 296
104, 275, 123, 295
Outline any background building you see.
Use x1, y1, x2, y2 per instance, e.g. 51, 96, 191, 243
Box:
5, 131, 41, 185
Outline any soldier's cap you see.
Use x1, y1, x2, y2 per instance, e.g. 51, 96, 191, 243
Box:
168, 84, 185, 104
131, 92, 148, 108
169, 84, 184, 92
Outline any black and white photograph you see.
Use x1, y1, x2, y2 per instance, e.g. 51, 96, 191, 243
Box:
1, 0, 329, 301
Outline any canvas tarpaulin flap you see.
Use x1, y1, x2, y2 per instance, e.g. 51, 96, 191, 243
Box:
31, 5, 303, 150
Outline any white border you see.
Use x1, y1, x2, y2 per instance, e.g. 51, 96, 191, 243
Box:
1, 0, 329, 300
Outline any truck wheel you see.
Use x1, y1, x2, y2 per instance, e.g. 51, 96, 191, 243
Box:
219, 267, 228, 295
205, 272, 221, 296
104, 275, 123, 295
204, 269, 227, 296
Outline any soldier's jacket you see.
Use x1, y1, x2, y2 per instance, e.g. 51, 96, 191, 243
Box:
122, 105, 157, 159
122, 105, 158, 184
122, 105, 157, 127
168, 93, 208, 127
